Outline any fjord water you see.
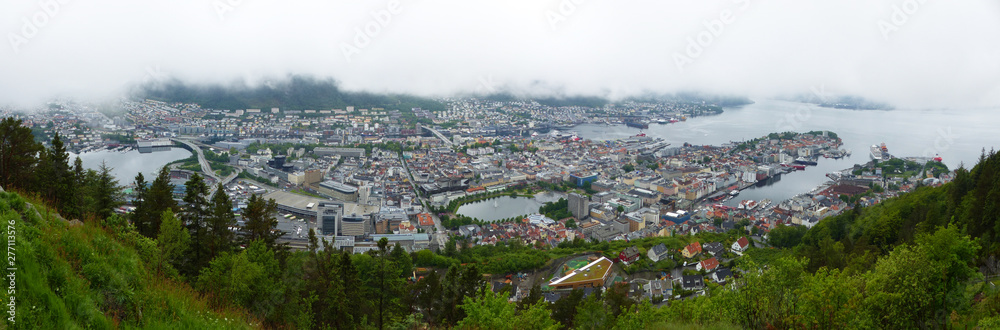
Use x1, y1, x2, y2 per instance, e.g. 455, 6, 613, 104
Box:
69, 148, 193, 183
575, 99, 999, 205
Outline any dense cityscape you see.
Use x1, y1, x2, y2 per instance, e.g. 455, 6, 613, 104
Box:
0, 95, 957, 310
2, 1, 998, 327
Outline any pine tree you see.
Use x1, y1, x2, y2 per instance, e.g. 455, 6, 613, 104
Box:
417, 269, 443, 323
94, 161, 123, 220
374, 237, 393, 330
65, 157, 86, 219
182, 172, 210, 273
574, 292, 609, 330
552, 289, 585, 328
517, 284, 543, 311
0, 117, 43, 191
131, 172, 149, 235
38, 133, 72, 211
141, 166, 178, 238
157, 209, 190, 276
339, 251, 361, 329
207, 183, 236, 259
390, 242, 413, 275
242, 193, 281, 248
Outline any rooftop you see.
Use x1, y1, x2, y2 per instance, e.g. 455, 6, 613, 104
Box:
549, 257, 614, 286
320, 181, 359, 194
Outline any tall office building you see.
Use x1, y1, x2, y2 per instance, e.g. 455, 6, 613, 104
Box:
316, 202, 343, 236
568, 193, 589, 220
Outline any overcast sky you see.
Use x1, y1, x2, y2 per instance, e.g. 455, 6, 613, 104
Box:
2, 0, 999, 108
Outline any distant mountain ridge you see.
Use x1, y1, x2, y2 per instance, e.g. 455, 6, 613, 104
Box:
479, 91, 754, 108
136, 76, 448, 111
790, 93, 894, 110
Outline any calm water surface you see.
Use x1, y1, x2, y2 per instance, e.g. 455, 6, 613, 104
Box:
457, 191, 563, 221
575, 100, 1000, 205
69, 148, 192, 184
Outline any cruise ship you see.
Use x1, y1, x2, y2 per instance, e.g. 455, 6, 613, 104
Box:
793, 157, 818, 166
870, 143, 890, 161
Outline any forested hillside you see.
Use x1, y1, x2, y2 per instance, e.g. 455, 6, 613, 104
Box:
137, 76, 447, 111
0, 191, 253, 328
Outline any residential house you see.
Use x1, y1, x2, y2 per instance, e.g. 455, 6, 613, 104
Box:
703, 242, 724, 256
712, 268, 733, 283
619, 246, 641, 264
682, 274, 704, 291
648, 243, 671, 262
681, 242, 702, 259
697, 257, 720, 272
731, 236, 750, 253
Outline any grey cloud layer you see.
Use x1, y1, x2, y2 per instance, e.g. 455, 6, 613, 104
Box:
1, 0, 998, 108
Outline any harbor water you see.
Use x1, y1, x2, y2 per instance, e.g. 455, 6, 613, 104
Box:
69, 147, 193, 184
575, 99, 1000, 205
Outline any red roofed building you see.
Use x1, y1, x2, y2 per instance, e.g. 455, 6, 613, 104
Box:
732, 236, 750, 252
618, 246, 641, 264
682, 242, 702, 258
697, 257, 720, 272
416, 213, 435, 227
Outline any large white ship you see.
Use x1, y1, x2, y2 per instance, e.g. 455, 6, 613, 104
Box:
870, 143, 890, 161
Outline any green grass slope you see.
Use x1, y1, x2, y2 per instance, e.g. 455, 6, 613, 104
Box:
0, 191, 255, 329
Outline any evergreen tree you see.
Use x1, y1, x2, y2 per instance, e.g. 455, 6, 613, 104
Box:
517, 284, 543, 311
390, 242, 413, 275
182, 172, 210, 273
207, 183, 236, 259
304, 234, 350, 328
38, 133, 72, 212
574, 292, 609, 330
131, 172, 149, 235
416, 269, 442, 323
339, 251, 361, 328
67, 157, 86, 219
242, 193, 281, 248
440, 265, 463, 325
307, 227, 319, 254
0, 117, 42, 191
371, 237, 406, 330
603, 282, 634, 319
157, 209, 190, 276
141, 166, 177, 237
93, 161, 123, 220
551, 289, 585, 328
